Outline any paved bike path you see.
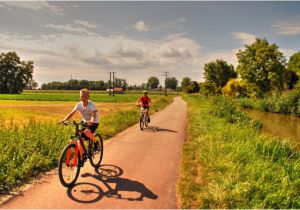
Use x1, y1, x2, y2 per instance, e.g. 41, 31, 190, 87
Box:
1, 96, 187, 209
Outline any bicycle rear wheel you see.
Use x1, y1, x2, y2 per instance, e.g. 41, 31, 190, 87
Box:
145, 114, 148, 127
140, 114, 144, 130
89, 133, 104, 168
58, 144, 81, 188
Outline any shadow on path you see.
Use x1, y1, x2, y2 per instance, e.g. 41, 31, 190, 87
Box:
67, 164, 158, 203
143, 126, 178, 133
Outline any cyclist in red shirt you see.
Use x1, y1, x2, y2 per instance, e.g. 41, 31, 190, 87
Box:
136, 90, 151, 123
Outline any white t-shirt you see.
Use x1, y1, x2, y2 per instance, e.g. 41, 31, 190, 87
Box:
72, 100, 99, 123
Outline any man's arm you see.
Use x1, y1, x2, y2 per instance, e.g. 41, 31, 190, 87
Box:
61, 109, 76, 122
88, 110, 97, 125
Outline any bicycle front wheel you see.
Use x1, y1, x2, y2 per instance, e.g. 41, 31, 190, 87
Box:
140, 114, 144, 130
58, 144, 81, 188
89, 133, 104, 168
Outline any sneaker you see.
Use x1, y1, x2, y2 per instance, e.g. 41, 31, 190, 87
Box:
78, 159, 84, 167
94, 142, 99, 152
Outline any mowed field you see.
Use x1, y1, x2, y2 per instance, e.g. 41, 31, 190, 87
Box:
0, 100, 133, 125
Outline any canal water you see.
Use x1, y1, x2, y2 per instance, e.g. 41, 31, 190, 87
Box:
243, 109, 300, 146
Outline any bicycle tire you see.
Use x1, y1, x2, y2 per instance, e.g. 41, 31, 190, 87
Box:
58, 144, 81, 188
89, 133, 104, 168
145, 114, 148, 127
140, 114, 144, 130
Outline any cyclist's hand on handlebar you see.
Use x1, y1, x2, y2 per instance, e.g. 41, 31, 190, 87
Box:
86, 121, 93, 126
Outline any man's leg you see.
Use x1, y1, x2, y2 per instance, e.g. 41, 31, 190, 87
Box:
84, 129, 97, 142
147, 109, 150, 123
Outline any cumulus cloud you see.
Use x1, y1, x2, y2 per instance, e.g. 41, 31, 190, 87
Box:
232, 32, 257, 45
132, 21, 151, 32
272, 17, 300, 35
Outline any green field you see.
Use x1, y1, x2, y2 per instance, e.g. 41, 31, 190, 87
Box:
178, 95, 300, 208
0, 90, 178, 102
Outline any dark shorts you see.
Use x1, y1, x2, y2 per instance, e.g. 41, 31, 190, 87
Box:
81, 122, 99, 133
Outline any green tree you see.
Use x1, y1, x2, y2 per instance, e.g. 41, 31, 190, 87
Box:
115, 78, 128, 90
79, 80, 90, 89
222, 79, 247, 98
165, 77, 178, 90
285, 69, 299, 90
203, 59, 237, 94
181, 77, 191, 90
288, 51, 300, 73
25, 78, 38, 90
0, 52, 34, 93
147, 76, 160, 89
184, 81, 200, 93
236, 37, 287, 97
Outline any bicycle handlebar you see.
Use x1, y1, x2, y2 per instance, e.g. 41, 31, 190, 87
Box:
61, 120, 83, 125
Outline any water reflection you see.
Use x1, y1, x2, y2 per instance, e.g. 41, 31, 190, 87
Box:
243, 109, 300, 144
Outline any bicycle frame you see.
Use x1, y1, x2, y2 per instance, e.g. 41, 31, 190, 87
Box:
65, 121, 90, 166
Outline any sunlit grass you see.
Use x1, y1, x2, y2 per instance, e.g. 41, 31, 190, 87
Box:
178, 95, 300, 208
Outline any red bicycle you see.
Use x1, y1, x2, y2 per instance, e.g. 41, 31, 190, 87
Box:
58, 120, 103, 187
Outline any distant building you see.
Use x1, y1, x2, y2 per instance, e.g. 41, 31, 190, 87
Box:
106, 87, 124, 94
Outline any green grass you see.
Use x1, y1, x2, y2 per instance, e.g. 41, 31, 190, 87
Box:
236, 89, 300, 116
178, 95, 300, 208
0, 95, 174, 195
0, 90, 177, 102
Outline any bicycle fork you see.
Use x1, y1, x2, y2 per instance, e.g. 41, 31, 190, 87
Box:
66, 141, 79, 167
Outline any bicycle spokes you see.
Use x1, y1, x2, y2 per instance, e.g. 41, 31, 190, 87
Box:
58, 144, 81, 187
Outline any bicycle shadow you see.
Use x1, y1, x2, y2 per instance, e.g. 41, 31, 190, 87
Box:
67, 164, 158, 203
143, 126, 178, 133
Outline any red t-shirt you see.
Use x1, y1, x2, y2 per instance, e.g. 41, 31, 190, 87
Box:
138, 96, 151, 106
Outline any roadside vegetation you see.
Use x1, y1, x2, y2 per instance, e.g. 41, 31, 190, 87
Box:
178, 94, 300, 208
0, 93, 173, 195
236, 87, 300, 116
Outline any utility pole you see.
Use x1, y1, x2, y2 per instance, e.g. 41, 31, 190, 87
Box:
164, 71, 169, 96
112, 72, 116, 96
109, 72, 112, 96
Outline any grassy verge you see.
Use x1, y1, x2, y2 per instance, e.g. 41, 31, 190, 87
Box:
178, 95, 300, 208
0, 95, 174, 195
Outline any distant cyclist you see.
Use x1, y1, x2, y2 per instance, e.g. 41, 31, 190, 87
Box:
61, 88, 100, 153
136, 90, 151, 123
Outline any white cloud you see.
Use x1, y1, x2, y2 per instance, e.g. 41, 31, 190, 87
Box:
0, 31, 206, 85
45, 20, 99, 36
272, 17, 300, 35
0, 1, 63, 15
163, 17, 186, 29
75, 20, 98, 29
232, 32, 257, 45
132, 21, 151, 32
280, 48, 297, 60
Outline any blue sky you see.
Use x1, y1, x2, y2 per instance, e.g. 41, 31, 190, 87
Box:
0, 1, 300, 86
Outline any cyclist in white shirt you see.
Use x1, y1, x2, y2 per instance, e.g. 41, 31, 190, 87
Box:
61, 88, 99, 151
